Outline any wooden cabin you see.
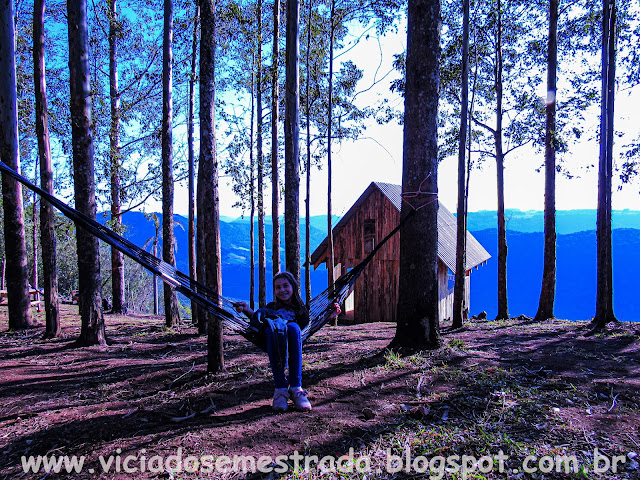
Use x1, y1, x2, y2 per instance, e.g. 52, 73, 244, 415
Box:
310, 182, 490, 323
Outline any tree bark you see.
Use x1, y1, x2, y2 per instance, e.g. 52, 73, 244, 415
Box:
391, 0, 441, 350
34, 0, 60, 338
67, 0, 105, 345
153, 217, 159, 315
196, 160, 206, 333
250, 67, 256, 310
188, 2, 199, 326
594, 0, 617, 328
452, 0, 470, 329
257, 0, 267, 307
31, 165, 40, 305
109, 0, 125, 314
495, 0, 509, 321
0, 0, 33, 331
200, 0, 224, 372
304, 0, 312, 307
535, 0, 559, 322
284, 0, 301, 285
162, 0, 181, 328
271, 0, 281, 276
326, 0, 336, 310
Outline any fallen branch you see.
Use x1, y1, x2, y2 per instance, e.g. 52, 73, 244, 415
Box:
169, 362, 196, 389
626, 433, 640, 448
170, 412, 197, 423
200, 398, 216, 415
122, 408, 138, 419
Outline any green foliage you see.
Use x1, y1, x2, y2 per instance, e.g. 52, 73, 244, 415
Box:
447, 337, 467, 350
88, 0, 167, 212
383, 348, 405, 368
389, 0, 640, 183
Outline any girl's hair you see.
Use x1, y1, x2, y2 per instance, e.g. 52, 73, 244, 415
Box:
273, 271, 306, 311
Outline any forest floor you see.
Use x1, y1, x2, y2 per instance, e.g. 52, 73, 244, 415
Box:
0, 305, 639, 479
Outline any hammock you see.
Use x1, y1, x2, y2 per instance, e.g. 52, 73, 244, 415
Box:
0, 161, 413, 350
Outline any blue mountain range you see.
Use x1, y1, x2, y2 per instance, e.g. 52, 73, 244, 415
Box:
115, 209, 640, 321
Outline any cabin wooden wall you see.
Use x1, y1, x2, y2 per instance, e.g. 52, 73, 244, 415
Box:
465, 272, 470, 314
353, 259, 399, 323
438, 268, 472, 323
331, 190, 402, 323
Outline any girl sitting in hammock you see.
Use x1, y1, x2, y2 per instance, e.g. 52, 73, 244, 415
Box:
234, 271, 340, 412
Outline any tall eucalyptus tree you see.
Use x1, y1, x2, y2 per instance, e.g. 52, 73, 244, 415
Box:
188, 1, 199, 327
284, 0, 301, 285
452, 0, 470, 328
392, 0, 441, 349
67, 0, 106, 345
271, 0, 281, 276
199, 0, 224, 371
162, 0, 181, 327
535, 0, 559, 321
594, 0, 617, 328
34, 0, 60, 337
0, 0, 33, 330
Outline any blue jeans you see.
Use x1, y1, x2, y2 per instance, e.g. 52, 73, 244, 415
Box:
262, 315, 303, 389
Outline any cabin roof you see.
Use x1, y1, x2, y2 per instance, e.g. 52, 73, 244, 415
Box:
311, 181, 491, 271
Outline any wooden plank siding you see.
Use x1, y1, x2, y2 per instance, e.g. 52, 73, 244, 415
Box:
438, 262, 452, 322
353, 259, 400, 323
438, 268, 472, 322
331, 189, 401, 268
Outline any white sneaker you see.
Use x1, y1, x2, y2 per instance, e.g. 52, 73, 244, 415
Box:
272, 388, 289, 412
290, 387, 312, 411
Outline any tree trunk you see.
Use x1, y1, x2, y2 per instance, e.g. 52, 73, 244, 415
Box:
34, 0, 60, 337
67, 0, 105, 345
0, 0, 33, 331
594, 0, 617, 328
304, 0, 313, 307
284, 0, 301, 285
188, 2, 199, 326
391, 0, 441, 350
495, 0, 509, 321
326, 0, 336, 313
31, 166, 39, 307
196, 160, 206, 333
200, 0, 224, 372
109, 0, 125, 314
535, 0, 559, 322
162, 0, 181, 328
257, 0, 267, 307
271, 0, 281, 276
452, 0, 470, 329
153, 223, 159, 315
249, 67, 256, 310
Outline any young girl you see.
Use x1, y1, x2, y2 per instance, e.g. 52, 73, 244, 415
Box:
234, 271, 340, 412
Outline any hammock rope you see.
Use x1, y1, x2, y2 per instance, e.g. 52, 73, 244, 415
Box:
0, 161, 416, 349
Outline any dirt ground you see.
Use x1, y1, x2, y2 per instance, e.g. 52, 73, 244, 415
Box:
0, 306, 639, 479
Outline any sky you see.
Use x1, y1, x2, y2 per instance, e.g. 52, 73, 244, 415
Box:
166, 19, 640, 221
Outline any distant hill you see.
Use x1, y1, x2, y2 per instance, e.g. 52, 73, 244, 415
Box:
115, 211, 640, 321
469, 228, 640, 321
466, 209, 640, 234
227, 214, 341, 232
118, 212, 329, 302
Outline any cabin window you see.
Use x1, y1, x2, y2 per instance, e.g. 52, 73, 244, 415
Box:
363, 220, 376, 254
